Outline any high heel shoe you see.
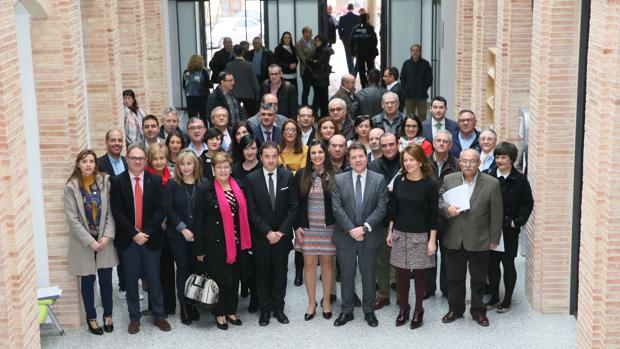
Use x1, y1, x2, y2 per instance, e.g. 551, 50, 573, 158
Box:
226, 314, 242, 326
180, 304, 192, 325
320, 300, 332, 319
87, 318, 104, 335
215, 316, 228, 330
410, 308, 424, 329
305, 302, 317, 321
103, 315, 114, 333
395, 307, 410, 327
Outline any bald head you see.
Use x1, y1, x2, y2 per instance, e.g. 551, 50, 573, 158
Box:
459, 149, 481, 180
340, 74, 356, 92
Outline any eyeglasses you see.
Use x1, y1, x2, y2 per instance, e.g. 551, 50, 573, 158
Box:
284, 128, 297, 133
128, 156, 146, 162
188, 126, 204, 131
405, 125, 418, 129
329, 107, 344, 112
459, 159, 478, 166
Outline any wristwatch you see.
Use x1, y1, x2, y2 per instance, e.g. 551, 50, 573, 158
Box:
362, 223, 371, 234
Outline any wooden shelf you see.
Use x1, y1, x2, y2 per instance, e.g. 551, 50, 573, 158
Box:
486, 47, 497, 124
487, 96, 495, 111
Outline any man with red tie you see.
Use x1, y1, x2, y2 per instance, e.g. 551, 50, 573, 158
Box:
110, 143, 170, 334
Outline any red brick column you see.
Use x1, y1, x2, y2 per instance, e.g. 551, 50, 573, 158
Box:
524, 0, 580, 314
470, 0, 497, 126
143, 0, 169, 115
577, 1, 620, 347
454, 0, 474, 112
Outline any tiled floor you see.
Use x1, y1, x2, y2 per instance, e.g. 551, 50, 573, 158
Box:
41, 255, 576, 349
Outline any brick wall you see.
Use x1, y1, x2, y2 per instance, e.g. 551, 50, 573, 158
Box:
454, 0, 473, 112
577, 1, 620, 347
469, 0, 496, 127
143, 0, 169, 117
524, 0, 580, 313
0, 2, 40, 347
493, 0, 532, 143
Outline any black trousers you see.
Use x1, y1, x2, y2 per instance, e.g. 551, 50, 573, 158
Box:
186, 95, 208, 121
355, 56, 375, 88
253, 239, 291, 314
426, 243, 448, 296
445, 247, 489, 316
301, 73, 313, 106
312, 85, 329, 118
488, 250, 517, 306
160, 241, 176, 313
116, 246, 126, 291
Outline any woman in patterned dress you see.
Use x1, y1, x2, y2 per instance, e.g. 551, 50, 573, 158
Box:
294, 139, 340, 321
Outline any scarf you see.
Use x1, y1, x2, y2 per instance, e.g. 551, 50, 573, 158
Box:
145, 165, 171, 187
214, 177, 252, 264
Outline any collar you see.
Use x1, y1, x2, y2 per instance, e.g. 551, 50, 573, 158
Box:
432, 117, 446, 125
459, 131, 476, 141
189, 142, 208, 155
386, 81, 398, 90
107, 153, 122, 162
263, 167, 277, 177
352, 168, 367, 177
129, 171, 144, 182
260, 125, 274, 133
433, 152, 448, 164
497, 167, 511, 179
462, 172, 479, 185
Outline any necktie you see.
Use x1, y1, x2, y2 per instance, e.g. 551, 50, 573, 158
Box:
268, 173, 276, 210
265, 131, 272, 142
435, 122, 443, 132
134, 177, 143, 231
355, 174, 363, 223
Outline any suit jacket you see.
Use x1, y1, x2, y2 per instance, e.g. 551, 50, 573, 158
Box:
206, 86, 246, 123
247, 113, 288, 130
449, 130, 481, 158
352, 84, 386, 118
388, 82, 405, 112
438, 171, 503, 251
331, 169, 388, 250
296, 38, 313, 76
301, 127, 316, 146
209, 48, 234, 83
248, 48, 275, 82
260, 80, 299, 118
226, 58, 260, 100
331, 87, 357, 118
245, 167, 299, 245
64, 175, 118, 276
422, 117, 458, 143
337, 11, 360, 44
110, 171, 166, 250
98, 154, 127, 176
253, 124, 282, 145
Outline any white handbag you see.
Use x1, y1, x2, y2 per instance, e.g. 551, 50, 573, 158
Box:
184, 273, 219, 308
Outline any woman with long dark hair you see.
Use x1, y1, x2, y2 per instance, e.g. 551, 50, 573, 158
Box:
307, 34, 334, 118
122, 89, 145, 147
399, 115, 432, 156
165, 130, 186, 176
274, 31, 299, 86
347, 115, 373, 151
231, 134, 261, 182
230, 121, 255, 163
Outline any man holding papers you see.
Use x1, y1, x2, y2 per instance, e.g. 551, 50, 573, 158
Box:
438, 149, 503, 327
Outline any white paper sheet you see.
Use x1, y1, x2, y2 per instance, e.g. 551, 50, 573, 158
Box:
493, 233, 505, 252
442, 184, 471, 212
37, 286, 62, 300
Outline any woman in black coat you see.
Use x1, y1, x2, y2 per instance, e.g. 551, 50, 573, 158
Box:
194, 152, 252, 330
307, 34, 333, 118
484, 142, 533, 313
274, 31, 299, 86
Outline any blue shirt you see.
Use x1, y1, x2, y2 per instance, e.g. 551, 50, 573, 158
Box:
458, 132, 476, 151
252, 49, 263, 76
107, 154, 125, 175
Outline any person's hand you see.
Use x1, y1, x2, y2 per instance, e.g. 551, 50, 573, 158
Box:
133, 232, 149, 245
266, 231, 281, 245
97, 236, 110, 251
295, 228, 304, 245
427, 240, 437, 256
89, 240, 101, 252
386, 231, 393, 247
197, 255, 205, 262
447, 206, 461, 217
489, 243, 497, 250
181, 228, 194, 242
349, 227, 365, 241
289, 63, 297, 69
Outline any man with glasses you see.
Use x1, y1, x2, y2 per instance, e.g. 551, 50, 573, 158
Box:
297, 105, 316, 145
260, 64, 298, 118
382, 67, 404, 112
328, 98, 354, 139
450, 109, 481, 158
372, 92, 405, 135
110, 143, 170, 334
207, 71, 245, 126
422, 96, 458, 143
186, 117, 208, 157
438, 149, 503, 327
252, 103, 281, 144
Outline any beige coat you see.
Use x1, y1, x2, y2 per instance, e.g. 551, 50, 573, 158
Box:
64, 174, 118, 276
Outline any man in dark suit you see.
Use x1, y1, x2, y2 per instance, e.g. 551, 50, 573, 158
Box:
438, 149, 503, 327
324, 4, 337, 45
449, 109, 481, 158
206, 71, 246, 126
209, 37, 235, 84
248, 37, 275, 84
297, 105, 316, 146
109, 143, 170, 334
260, 64, 298, 118
401, 44, 433, 120
382, 67, 405, 112
422, 96, 458, 143
226, 44, 260, 116
337, 3, 360, 74
331, 74, 357, 118
245, 142, 298, 326
252, 103, 281, 145
331, 142, 388, 327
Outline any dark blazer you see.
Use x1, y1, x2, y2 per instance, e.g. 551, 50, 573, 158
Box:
248, 48, 275, 83
331, 87, 357, 118
337, 11, 360, 44
260, 80, 299, 118
252, 124, 282, 145
429, 152, 460, 187
206, 86, 246, 121
352, 84, 386, 117
388, 82, 405, 112
226, 58, 260, 100
449, 129, 481, 158
301, 127, 316, 146
245, 167, 298, 244
422, 117, 458, 143
331, 170, 388, 250
110, 171, 166, 250
438, 171, 503, 251
165, 178, 206, 239
294, 168, 335, 229
209, 48, 234, 83
273, 44, 299, 76
400, 58, 433, 99
484, 167, 534, 231
98, 154, 127, 176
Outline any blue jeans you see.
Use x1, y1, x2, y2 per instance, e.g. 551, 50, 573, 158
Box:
80, 268, 113, 320
122, 242, 165, 321
167, 233, 195, 305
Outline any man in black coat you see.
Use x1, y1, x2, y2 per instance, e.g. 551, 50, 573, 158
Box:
245, 142, 298, 326
337, 3, 360, 74
349, 13, 378, 88
248, 37, 275, 85
324, 4, 337, 45
226, 45, 260, 116
209, 37, 235, 84
109, 143, 169, 334
260, 64, 298, 118
401, 44, 433, 120
206, 71, 246, 126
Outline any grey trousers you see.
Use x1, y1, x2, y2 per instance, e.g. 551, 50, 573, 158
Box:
337, 242, 378, 315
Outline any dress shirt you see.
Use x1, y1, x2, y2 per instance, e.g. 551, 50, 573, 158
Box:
431, 117, 446, 139
352, 168, 372, 232
301, 128, 313, 145
263, 167, 278, 191
480, 151, 494, 171
107, 154, 125, 175
458, 131, 476, 151
220, 129, 232, 151
188, 142, 208, 156
386, 81, 398, 91
433, 152, 447, 174
497, 169, 510, 179
252, 49, 263, 76
462, 172, 479, 199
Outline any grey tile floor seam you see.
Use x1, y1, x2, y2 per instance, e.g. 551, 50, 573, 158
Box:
41, 256, 576, 349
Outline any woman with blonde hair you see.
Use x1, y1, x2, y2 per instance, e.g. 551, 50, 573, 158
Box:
183, 54, 213, 120
64, 149, 117, 335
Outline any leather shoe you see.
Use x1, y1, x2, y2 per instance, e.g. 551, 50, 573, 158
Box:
103, 315, 114, 333
87, 319, 103, 335
259, 312, 270, 326
442, 311, 463, 324
354, 293, 362, 307
486, 299, 500, 310
226, 314, 242, 326
333, 313, 354, 326
373, 296, 390, 310
395, 308, 410, 327
127, 320, 140, 334
154, 319, 171, 332
322, 311, 332, 319
410, 308, 424, 329
215, 316, 228, 330
273, 311, 290, 324
474, 313, 489, 327
364, 312, 378, 327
